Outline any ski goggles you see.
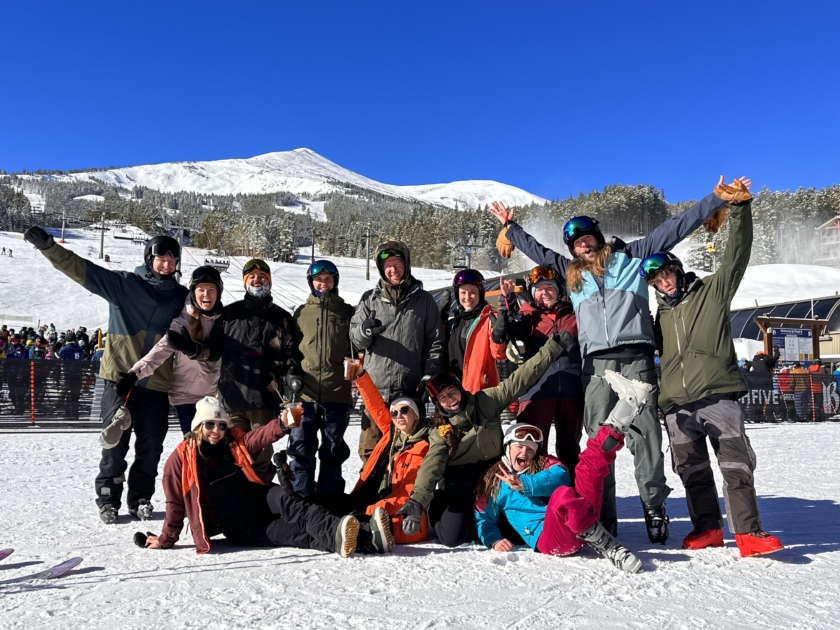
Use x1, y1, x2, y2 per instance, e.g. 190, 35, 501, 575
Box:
639, 252, 681, 281
242, 259, 271, 276
148, 240, 181, 260
378, 249, 404, 261
562, 216, 600, 245
527, 266, 557, 285
202, 421, 228, 432
390, 405, 413, 418
308, 260, 338, 277
510, 425, 543, 445
453, 269, 484, 287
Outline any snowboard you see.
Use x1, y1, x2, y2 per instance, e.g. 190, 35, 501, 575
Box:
0, 549, 13, 562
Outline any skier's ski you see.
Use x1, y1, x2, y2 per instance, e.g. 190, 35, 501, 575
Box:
0, 557, 83, 585
0, 549, 13, 562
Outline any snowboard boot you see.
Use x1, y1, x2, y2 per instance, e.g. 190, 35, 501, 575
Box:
580, 521, 643, 574
128, 499, 154, 521
368, 507, 395, 554
683, 528, 724, 550
642, 500, 669, 545
99, 504, 118, 525
735, 531, 784, 558
602, 370, 653, 434
272, 450, 295, 495
335, 515, 360, 558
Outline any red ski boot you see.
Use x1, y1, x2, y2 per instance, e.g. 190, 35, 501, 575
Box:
682, 528, 724, 550
735, 531, 784, 557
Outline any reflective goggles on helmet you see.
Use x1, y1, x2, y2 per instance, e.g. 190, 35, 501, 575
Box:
378, 249, 404, 261
562, 216, 600, 245
148, 239, 180, 260
308, 260, 339, 277
527, 266, 557, 285
506, 424, 544, 446
453, 269, 485, 287
639, 252, 682, 281
242, 259, 271, 276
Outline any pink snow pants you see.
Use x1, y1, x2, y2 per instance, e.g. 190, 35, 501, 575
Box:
536, 425, 624, 556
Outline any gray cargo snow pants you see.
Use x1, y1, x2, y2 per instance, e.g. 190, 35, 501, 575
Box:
582, 354, 671, 532
664, 396, 761, 534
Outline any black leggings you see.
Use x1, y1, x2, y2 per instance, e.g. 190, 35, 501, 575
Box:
429, 460, 496, 548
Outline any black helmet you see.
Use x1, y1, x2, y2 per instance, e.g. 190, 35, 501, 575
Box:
144, 235, 181, 279
306, 260, 339, 295
562, 216, 606, 254
189, 266, 224, 314
66, 331, 77, 342
425, 370, 466, 417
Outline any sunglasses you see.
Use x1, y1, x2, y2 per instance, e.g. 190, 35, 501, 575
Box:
390, 405, 413, 418
242, 259, 271, 275
378, 249, 404, 261
528, 266, 557, 285
203, 421, 228, 431
308, 260, 338, 277
562, 216, 600, 244
453, 269, 485, 287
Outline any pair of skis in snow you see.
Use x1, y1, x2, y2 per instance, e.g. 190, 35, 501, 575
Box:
0, 549, 83, 582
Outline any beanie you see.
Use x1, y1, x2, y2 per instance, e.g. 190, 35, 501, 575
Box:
389, 396, 420, 418
191, 396, 229, 433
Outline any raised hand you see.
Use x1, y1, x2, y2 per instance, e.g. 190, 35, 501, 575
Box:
495, 463, 523, 491
488, 201, 513, 225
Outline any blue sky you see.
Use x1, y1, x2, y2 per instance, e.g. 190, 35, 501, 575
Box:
2, 1, 838, 201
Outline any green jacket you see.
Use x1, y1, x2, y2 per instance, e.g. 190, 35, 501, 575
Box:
294, 292, 355, 405
40, 243, 187, 391
410, 337, 565, 507
654, 202, 752, 414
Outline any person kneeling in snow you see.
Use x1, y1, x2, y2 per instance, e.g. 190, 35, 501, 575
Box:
474, 371, 653, 574
143, 397, 393, 558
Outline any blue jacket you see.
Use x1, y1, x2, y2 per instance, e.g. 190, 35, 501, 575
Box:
475, 458, 569, 549
505, 193, 728, 357
5, 345, 28, 359
58, 342, 86, 360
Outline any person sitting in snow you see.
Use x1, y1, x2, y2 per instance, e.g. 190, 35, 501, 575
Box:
143, 397, 393, 558
474, 371, 652, 573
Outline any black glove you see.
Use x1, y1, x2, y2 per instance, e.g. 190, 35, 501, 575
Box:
491, 309, 508, 345
361, 316, 386, 338
116, 371, 138, 398
551, 329, 574, 351
416, 375, 432, 396
166, 326, 198, 357
24, 226, 55, 250
395, 499, 424, 536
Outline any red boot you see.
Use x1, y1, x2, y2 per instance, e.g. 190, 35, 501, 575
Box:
735, 531, 784, 557
683, 528, 724, 550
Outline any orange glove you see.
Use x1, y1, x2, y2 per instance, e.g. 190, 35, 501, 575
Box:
496, 228, 514, 258
713, 177, 752, 203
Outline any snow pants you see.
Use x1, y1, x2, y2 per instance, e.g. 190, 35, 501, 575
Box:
429, 459, 495, 548
517, 396, 584, 477
288, 402, 351, 496
581, 354, 671, 533
95, 380, 170, 510
664, 396, 761, 534
536, 426, 624, 555
228, 408, 277, 483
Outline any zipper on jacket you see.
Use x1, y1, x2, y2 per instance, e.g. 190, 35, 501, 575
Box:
670, 310, 688, 396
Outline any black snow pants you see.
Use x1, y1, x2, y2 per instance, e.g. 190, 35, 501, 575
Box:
429, 459, 496, 548
95, 380, 170, 510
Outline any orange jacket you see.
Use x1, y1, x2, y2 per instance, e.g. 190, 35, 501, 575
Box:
355, 371, 430, 543
461, 305, 508, 394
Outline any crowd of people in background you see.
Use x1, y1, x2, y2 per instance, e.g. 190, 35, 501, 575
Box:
15, 174, 787, 571
0, 323, 105, 360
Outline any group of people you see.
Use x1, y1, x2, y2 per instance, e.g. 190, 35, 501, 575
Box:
20, 174, 784, 573
0, 323, 105, 360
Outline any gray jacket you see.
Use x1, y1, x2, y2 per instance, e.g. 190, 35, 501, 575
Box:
350, 278, 444, 399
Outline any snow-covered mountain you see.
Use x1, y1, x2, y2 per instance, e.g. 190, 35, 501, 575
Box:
52, 148, 546, 209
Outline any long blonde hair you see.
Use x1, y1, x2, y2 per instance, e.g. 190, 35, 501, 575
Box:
566, 244, 612, 294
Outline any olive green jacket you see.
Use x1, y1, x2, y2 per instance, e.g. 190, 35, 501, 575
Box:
294, 292, 355, 404
654, 202, 752, 414
410, 337, 565, 507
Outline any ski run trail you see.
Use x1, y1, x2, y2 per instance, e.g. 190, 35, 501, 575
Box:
0, 423, 838, 630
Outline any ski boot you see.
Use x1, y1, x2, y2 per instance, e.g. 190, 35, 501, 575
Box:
99, 504, 118, 525
602, 370, 653, 434
735, 531, 783, 558
580, 520, 643, 573
335, 515, 360, 558
683, 528, 724, 550
642, 500, 669, 545
128, 499, 154, 521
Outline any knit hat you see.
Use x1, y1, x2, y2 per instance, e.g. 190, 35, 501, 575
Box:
389, 396, 420, 418
191, 396, 229, 433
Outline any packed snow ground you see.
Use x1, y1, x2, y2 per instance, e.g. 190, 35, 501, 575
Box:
0, 423, 838, 629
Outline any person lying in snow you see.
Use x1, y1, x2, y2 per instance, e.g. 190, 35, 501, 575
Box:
474, 371, 654, 573
142, 396, 393, 558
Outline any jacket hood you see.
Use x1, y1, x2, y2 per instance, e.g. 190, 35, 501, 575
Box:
375, 240, 412, 284
656, 272, 701, 308
134, 264, 181, 290
185, 297, 223, 321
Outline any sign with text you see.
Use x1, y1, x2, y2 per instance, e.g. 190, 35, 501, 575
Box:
771, 327, 813, 363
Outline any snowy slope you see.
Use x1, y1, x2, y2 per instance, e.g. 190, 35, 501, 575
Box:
39, 148, 546, 210
0, 423, 837, 629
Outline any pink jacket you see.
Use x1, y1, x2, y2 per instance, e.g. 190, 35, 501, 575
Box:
130, 298, 221, 406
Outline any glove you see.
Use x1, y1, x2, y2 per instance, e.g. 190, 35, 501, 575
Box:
99, 405, 133, 449
551, 329, 574, 351
395, 499, 424, 536
491, 309, 508, 344
416, 375, 432, 396
166, 326, 198, 357
116, 371, 138, 398
496, 228, 514, 258
713, 177, 752, 203
361, 316, 386, 338
24, 226, 55, 250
